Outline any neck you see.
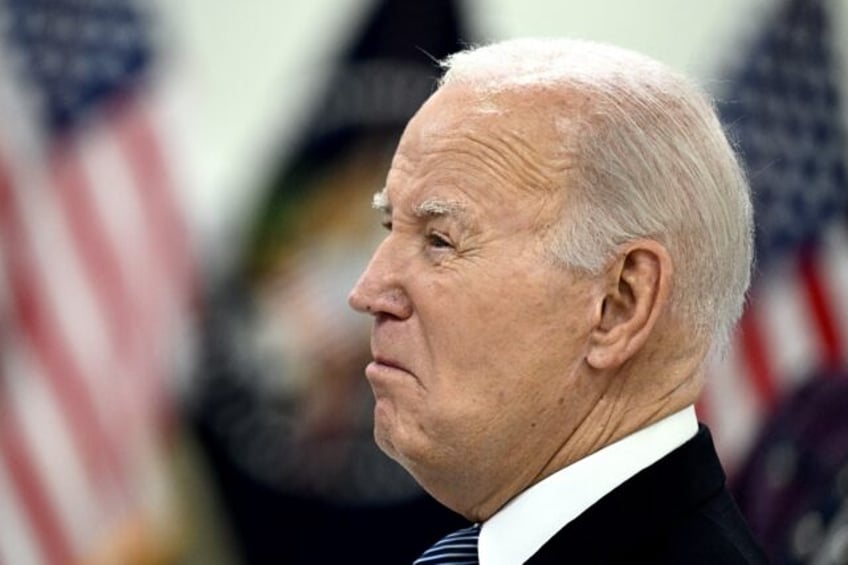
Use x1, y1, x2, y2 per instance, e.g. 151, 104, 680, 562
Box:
538, 348, 706, 484
443, 333, 708, 523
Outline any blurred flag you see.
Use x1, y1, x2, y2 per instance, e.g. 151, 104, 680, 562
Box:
0, 1, 196, 564
702, 0, 848, 472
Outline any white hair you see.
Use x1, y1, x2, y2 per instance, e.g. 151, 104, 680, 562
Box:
439, 38, 753, 353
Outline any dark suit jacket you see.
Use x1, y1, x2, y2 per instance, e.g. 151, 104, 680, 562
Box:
526, 425, 769, 564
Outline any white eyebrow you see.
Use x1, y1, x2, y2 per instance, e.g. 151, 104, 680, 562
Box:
414, 198, 466, 218
372, 189, 473, 227
414, 198, 475, 230
372, 187, 390, 214
414, 199, 466, 218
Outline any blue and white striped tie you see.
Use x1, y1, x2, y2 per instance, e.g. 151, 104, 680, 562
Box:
413, 523, 481, 564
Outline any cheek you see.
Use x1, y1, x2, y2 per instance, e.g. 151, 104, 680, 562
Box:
433, 282, 572, 371
409, 262, 591, 405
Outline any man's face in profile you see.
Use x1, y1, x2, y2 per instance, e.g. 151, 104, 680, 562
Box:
348, 83, 604, 513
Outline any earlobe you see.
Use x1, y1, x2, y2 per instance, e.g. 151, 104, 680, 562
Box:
586, 241, 672, 370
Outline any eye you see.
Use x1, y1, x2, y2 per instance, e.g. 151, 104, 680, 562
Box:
427, 231, 452, 249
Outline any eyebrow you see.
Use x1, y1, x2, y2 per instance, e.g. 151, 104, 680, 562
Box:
372, 188, 471, 226
372, 187, 390, 214
413, 198, 468, 223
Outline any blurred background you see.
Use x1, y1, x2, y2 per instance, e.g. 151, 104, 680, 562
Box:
1, 0, 848, 563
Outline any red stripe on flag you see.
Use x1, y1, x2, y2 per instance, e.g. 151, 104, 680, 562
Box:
112, 100, 196, 433
0, 391, 73, 565
0, 160, 122, 492
738, 305, 778, 409
114, 99, 195, 305
49, 139, 152, 457
50, 141, 136, 360
798, 246, 842, 369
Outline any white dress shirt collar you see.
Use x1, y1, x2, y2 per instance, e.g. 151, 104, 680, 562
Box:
477, 405, 698, 565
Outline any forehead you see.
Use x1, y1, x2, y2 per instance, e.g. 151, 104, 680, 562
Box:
383, 84, 575, 218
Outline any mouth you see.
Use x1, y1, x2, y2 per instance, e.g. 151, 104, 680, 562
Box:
373, 355, 407, 371
365, 354, 416, 385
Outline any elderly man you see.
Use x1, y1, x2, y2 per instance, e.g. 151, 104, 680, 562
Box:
348, 38, 767, 564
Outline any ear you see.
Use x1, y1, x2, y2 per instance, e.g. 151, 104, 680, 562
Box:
586, 240, 673, 370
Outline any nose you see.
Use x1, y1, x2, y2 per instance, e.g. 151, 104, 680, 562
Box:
347, 239, 412, 319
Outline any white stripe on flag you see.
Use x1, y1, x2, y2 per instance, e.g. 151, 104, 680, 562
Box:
4, 333, 102, 557
0, 454, 43, 565
821, 223, 848, 355
758, 258, 819, 390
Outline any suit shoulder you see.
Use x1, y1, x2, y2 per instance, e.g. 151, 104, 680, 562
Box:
651, 489, 769, 565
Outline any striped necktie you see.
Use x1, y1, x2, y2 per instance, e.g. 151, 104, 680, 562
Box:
413, 523, 481, 564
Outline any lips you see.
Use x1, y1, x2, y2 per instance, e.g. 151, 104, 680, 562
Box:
365, 352, 417, 387
373, 355, 407, 372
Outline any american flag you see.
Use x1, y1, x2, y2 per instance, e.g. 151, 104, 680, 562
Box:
0, 1, 196, 563
701, 0, 848, 472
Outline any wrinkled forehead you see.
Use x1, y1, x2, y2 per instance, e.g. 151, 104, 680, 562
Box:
378, 84, 578, 231
392, 83, 577, 192
405, 83, 571, 151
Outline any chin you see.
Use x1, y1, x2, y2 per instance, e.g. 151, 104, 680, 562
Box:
375, 425, 427, 478
373, 427, 398, 459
